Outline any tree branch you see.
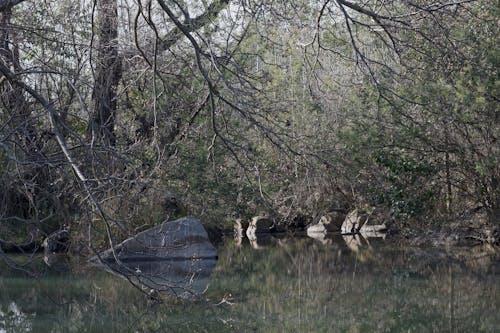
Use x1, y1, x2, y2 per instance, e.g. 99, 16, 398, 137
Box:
0, 0, 26, 12
0, 62, 125, 231
157, 0, 229, 51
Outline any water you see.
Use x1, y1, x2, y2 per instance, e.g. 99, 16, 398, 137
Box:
1, 235, 499, 332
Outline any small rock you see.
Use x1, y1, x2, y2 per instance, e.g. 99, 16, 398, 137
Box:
306, 210, 346, 235
341, 209, 369, 234
235, 218, 249, 230
246, 216, 275, 238
43, 227, 70, 255
307, 223, 327, 235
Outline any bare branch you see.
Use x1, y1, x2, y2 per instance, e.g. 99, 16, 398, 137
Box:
0, 62, 125, 232
157, 0, 229, 51
0, 0, 26, 12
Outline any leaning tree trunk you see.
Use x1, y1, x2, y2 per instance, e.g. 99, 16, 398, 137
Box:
91, 0, 121, 146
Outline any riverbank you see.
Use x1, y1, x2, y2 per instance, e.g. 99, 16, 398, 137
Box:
211, 205, 499, 249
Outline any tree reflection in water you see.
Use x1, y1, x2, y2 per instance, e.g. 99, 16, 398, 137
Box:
0, 236, 498, 332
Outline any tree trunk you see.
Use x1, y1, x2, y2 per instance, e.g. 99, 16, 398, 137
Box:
0, 7, 39, 154
91, 0, 121, 146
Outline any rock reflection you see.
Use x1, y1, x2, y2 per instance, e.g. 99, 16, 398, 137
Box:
342, 233, 366, 253
306, 228, 387, 262
90, 216, 217, 299
43, 253, 71, 272
342, 234, 378, 262
307, 230, 345, 246
306, 226, 331, 245
97, 257, 217, 299
247, 234, 278, 250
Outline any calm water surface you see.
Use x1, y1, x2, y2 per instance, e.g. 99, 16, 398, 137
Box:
1, 235, 499, 332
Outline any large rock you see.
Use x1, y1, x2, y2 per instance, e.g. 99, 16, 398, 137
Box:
92, 216, 217, 261
90, 216, 217, 299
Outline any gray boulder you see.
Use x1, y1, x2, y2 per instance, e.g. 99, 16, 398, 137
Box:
91, 216, 217, 262
90, 216, 217, 299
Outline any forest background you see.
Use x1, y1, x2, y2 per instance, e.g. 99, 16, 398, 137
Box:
0, 0, 498, 253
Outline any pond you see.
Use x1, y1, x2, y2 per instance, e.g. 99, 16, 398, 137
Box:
1, 234, 499, 332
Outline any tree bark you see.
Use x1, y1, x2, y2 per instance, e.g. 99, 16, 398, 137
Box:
91, 0, 122, 146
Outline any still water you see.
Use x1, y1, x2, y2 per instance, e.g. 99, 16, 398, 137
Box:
1, 234, 499, 332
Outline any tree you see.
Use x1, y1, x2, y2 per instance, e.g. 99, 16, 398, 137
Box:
90, 0, 122, 146
0, 0, 497, 265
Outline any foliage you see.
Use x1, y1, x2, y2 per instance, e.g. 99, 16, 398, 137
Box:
0, 0, 498, 254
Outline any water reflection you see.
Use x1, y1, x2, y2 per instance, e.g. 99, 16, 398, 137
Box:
0, 302, 32, 333
96, 258, 217, 299
0, 236, 498, 332
215, 237, 499, 332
